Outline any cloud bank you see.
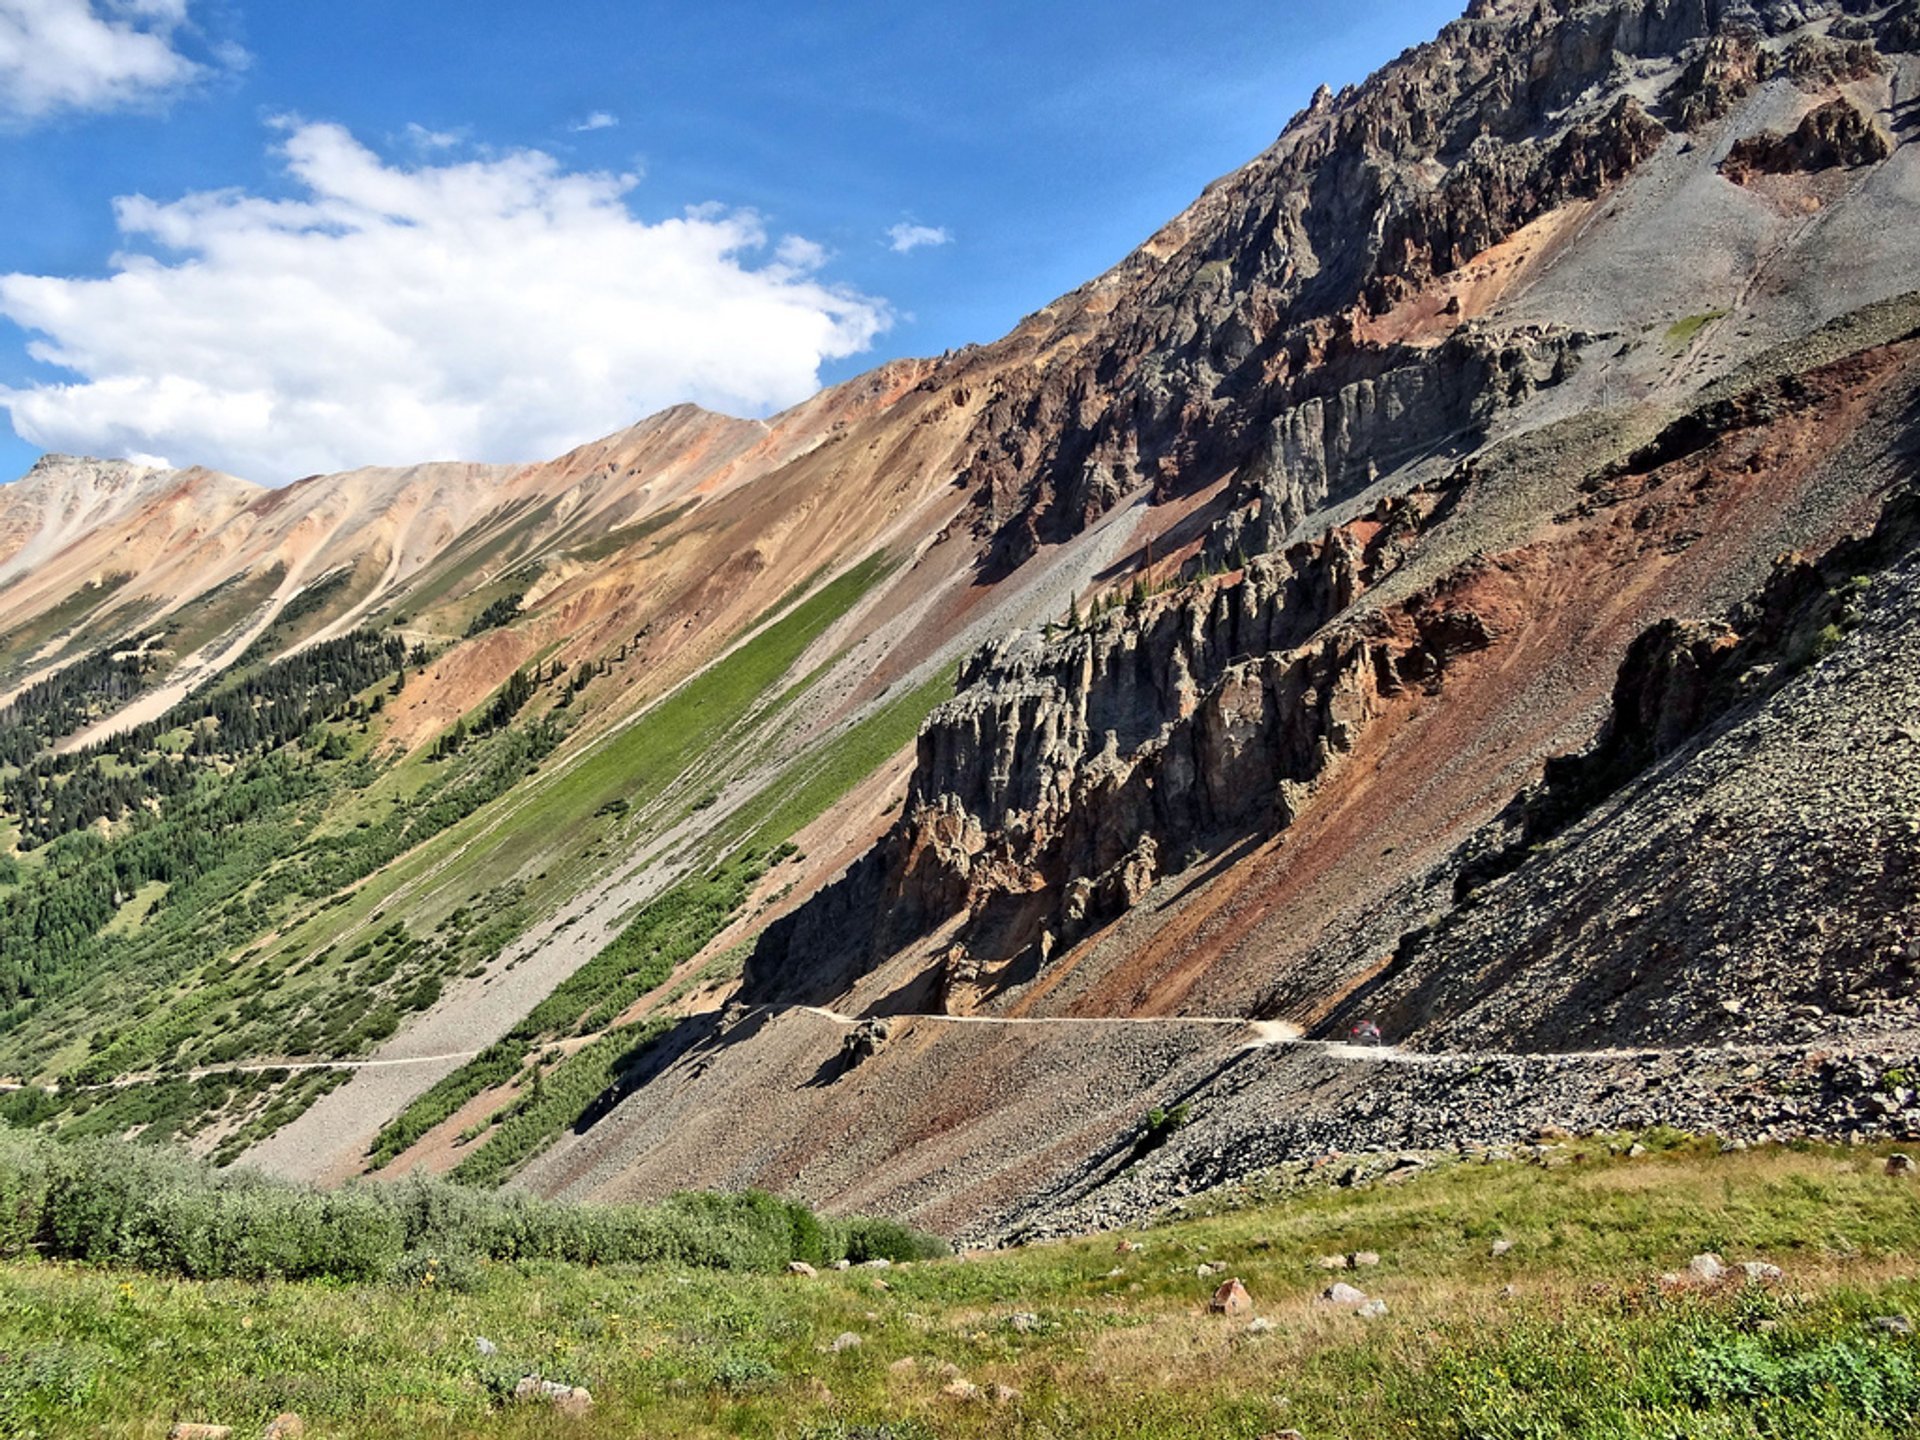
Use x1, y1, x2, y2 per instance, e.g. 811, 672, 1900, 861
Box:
0, 0, 222, 121
0, 120, 892, 482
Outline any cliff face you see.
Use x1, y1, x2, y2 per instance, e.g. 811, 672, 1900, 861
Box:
936, 0, 1825, 579
744, 0, 1920, 1017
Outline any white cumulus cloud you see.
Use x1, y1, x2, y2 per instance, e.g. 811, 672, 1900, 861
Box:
0, 0, 224, 121
570, 110, 617, 133
0, 119, 893, 482
886, 222, 951, 255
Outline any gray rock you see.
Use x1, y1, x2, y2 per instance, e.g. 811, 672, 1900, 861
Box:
1688, 1253, 1728, 1283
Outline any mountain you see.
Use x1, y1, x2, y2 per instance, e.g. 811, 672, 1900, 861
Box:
3, 0, 1920, 1242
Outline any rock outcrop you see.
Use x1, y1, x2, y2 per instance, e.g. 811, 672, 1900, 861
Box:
1721, 96, 1890, 184
744, 484, 1498, 1004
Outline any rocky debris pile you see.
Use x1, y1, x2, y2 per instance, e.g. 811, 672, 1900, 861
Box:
1347, 473, 1920, 1057
990, 1039, 1920, 1247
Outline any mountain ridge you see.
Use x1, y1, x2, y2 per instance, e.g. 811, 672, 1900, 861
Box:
1, 0, 1917, 1242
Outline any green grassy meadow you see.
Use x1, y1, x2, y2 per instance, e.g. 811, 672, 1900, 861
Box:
4, 1138, 1920, 1438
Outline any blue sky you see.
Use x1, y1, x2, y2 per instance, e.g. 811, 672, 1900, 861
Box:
0, 0, 1466, 484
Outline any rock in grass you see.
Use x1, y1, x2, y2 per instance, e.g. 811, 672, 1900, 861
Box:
942, 1378, 983, 1402
788, 1260, 818, 1277
1210, 1278, 1253, 1315
1320, 1282, 1368, 1307
1688, 1253, 1728, 1283
473, 1336, 498, 1356
513, 1377, 592, 1417
1887, 1153, 1916, 1177
829, 1331, 863, 1352
992, 1383, 1022, 1404
1357, 1298, 1389, 1319
1490, 1239, 1515, 1257
1741, 1261, 1784, 1283
262, 1417, 304, 1440
1349, 1251, 1381, 1268
1872, 1314, 1916, 1335
168, 1427, 232, 1440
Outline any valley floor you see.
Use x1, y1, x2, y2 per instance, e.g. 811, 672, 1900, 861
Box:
6, 1137, 1920, 1438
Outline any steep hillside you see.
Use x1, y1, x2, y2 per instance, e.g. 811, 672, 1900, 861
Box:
2, 0, 1918, 1243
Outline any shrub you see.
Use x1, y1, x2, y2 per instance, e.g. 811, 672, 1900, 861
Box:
0, 1128, 944, 1281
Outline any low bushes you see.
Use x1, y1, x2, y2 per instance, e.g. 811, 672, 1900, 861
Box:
0, 1128, 946, 1282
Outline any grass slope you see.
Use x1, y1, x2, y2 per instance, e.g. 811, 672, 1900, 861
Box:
367, 651, 955, 1181
3, 1138, 1919, 1437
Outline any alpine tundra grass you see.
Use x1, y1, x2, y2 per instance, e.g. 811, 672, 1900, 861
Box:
3, 1133, 1918, 1438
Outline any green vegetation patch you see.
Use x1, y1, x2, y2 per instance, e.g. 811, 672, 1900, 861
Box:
1664, 309, 1729, 350
0, 1125, 939, 1283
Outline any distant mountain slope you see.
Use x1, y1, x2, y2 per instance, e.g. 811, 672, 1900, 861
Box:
4, 0, 1919, 1239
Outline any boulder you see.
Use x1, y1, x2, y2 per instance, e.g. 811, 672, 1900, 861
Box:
1321, 1282, 1368, 1307
1357, 1298, 1390, 1319
1209, 1278, 1253, 1315
942, 1379, 983, 1402
788, 1261, 819, 1277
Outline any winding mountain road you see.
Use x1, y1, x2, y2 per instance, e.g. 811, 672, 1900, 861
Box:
0, 1004, 1828, 1100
